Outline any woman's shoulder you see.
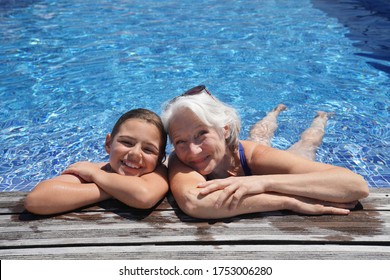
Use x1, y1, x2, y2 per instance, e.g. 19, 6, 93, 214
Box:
239, 140, 279, 170
240, 140, 271, 155
167, 151, 187, 166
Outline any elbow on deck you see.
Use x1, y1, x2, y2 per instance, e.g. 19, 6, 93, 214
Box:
337, 170, 370, 202
175, 190, 221, 219
130, 197, 159, 210
24, 193, 52, 215
342, 173, 369, 202
126, 188, 165, 210
179, 200, 211, 219
355, 175, 369, 200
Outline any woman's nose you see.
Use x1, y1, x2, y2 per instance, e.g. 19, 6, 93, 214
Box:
188, 142, 202, 154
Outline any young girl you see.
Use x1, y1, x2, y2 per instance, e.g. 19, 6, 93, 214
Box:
24, 108, 169, 215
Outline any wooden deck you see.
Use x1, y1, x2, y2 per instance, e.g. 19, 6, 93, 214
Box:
1, 189, 389, 260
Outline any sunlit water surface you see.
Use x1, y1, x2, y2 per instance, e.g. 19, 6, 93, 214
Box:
1, 0, 389, 191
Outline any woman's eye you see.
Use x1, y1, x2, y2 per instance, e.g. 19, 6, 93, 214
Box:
196, 130, 207, 138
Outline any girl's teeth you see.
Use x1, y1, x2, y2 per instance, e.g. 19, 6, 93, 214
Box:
124, 162, 140, 169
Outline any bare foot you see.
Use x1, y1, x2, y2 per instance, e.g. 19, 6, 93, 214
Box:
273, 104, 287, 113
315, 111, 334, 120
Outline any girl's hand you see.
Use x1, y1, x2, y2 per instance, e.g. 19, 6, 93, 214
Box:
197, 177, 267, 209
62, 162, 101, 183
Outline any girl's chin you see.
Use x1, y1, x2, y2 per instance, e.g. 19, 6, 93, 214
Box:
117, 164, 140, 176
123, 168, 142, 176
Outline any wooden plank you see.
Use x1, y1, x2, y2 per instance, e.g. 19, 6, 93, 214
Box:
0, 189, 389, 214
0, 189, 389, 260
1, 210, 389, 248
3, 208, 390, 231
0, 192, 174, 214
1, 245, 389, 260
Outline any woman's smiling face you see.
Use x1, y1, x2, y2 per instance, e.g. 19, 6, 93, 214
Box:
168, 108, 228, 176
105, 119, 161, 176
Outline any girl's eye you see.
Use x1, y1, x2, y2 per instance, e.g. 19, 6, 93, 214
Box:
143, 147, 159, 155
121, 140, 135, 147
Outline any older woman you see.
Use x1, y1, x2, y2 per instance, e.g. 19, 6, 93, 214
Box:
161, 85, 369, 219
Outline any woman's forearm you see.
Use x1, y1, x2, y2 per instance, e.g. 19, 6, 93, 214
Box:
176, 186, 354, 219
177, 187, 354, 219
264, 167, 369, 202
176, 187, 289, 219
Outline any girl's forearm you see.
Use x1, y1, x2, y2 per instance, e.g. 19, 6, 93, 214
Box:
24, 180, 110, 215
90, 171, 163, 209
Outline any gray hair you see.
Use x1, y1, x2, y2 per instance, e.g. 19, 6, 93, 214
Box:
161, 91, 241, 151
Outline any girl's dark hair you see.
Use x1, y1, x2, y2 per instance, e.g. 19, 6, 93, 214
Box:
111, 108, 167, 164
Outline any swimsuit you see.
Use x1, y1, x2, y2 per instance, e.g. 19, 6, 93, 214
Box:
238, 142, 252, 176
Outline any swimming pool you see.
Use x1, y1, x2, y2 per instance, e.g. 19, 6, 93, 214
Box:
1, 0, 389, 191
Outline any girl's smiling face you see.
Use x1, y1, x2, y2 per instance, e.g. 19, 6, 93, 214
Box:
168, 108, 228, 176
105, 119, 161, 176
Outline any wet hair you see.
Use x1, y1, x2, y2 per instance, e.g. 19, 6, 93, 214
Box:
111, 108, 167, 163
161, 90, 241, 151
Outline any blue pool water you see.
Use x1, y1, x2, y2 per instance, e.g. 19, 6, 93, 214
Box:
1, 0, 389, 191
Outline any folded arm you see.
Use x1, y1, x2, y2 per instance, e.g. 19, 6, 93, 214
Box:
168, 154, 352, 219
64, 162, 169, 209
24, 173, 110, 215
25, 162, 168, 215
198, 142, 368, 209
254, 145, 369, 202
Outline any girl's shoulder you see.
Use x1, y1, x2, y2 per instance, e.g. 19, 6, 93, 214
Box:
155, 162, 168, 173
98, 162, 112, 172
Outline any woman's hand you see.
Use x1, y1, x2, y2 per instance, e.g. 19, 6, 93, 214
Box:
197, 176, 267, 209
62, 162, 101, 183
197, 176, 358, 215
287, 196, 358, 215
